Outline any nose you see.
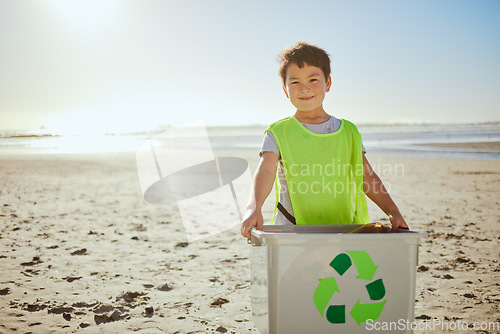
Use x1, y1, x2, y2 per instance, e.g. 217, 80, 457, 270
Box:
299, 82, 310, 92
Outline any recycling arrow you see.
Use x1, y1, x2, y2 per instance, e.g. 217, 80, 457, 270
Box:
346, 250, 379, 280
366, 278, 385, 300
350, 300, 386, 325
313, 277, 339, 316
313, 250, 387, 326
329, 253, 352, 276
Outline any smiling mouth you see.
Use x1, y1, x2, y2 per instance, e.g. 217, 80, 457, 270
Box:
299, 96, 314, 101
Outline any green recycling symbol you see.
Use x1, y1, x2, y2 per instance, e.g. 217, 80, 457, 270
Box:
313, 250, 386, 325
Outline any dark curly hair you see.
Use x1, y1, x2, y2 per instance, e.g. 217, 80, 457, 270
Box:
278, 41, 331, 85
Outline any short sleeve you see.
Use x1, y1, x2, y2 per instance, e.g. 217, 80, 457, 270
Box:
259, 131, 280, 157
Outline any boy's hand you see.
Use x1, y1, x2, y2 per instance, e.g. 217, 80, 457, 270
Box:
389, 213, 409, 233
241, 209, 263, 239
240, 151, 278, 240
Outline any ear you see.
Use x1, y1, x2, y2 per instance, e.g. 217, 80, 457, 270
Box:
325, 76, 332, 93
282, 85, 289, 99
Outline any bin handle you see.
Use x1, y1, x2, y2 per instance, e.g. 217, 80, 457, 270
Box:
247, 228, 262, 246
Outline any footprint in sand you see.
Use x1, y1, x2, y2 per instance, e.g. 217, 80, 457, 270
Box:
20, 256, 43, 266
71, 248, 87, 256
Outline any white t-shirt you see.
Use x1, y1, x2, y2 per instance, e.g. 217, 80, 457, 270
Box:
260, 116, 366, 225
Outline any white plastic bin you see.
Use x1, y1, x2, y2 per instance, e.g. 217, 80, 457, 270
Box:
250, 225, 426, 334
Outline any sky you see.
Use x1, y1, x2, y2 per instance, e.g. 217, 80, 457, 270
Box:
1, 0, 499, 134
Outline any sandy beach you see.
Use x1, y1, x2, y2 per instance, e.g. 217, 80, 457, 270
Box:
0, 151, 499, 333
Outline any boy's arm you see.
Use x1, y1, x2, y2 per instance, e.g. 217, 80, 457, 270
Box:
362, 154, 409, 232
240, 151, 279, 239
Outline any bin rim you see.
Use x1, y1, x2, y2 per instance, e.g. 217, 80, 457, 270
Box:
250, 224, 427, 242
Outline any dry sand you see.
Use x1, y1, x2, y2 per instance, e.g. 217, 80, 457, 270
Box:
0, 151, 499, 333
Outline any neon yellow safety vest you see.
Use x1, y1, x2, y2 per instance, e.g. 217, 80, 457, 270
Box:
268, 116, 369, 225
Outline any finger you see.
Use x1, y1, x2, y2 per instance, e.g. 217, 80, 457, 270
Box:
390, 221, 399, 233
241, 229, 250, 239
240, 224, 249, 238
242, 222, 254, 239
390, 224, 398, 233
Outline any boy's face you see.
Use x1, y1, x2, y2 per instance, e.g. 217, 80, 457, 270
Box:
283, 63, 331, 114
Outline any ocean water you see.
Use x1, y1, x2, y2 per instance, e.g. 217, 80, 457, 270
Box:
0, 123, 499, 160
357, 123, 500, 160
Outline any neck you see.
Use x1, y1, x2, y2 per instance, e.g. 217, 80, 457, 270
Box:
294, 109, 330, 124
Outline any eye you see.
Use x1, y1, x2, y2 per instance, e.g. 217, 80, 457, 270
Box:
290, 81, 299, 85
310, 78, 318, 82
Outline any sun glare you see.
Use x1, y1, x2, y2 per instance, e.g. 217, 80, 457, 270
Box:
45, 0, 122, 36
45, 111, 130, 136
41, 107, 150, 154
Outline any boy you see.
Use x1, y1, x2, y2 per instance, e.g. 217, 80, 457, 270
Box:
240, 41, 408, 238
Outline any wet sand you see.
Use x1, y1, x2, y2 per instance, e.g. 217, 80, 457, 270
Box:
415, 141, 500, 150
